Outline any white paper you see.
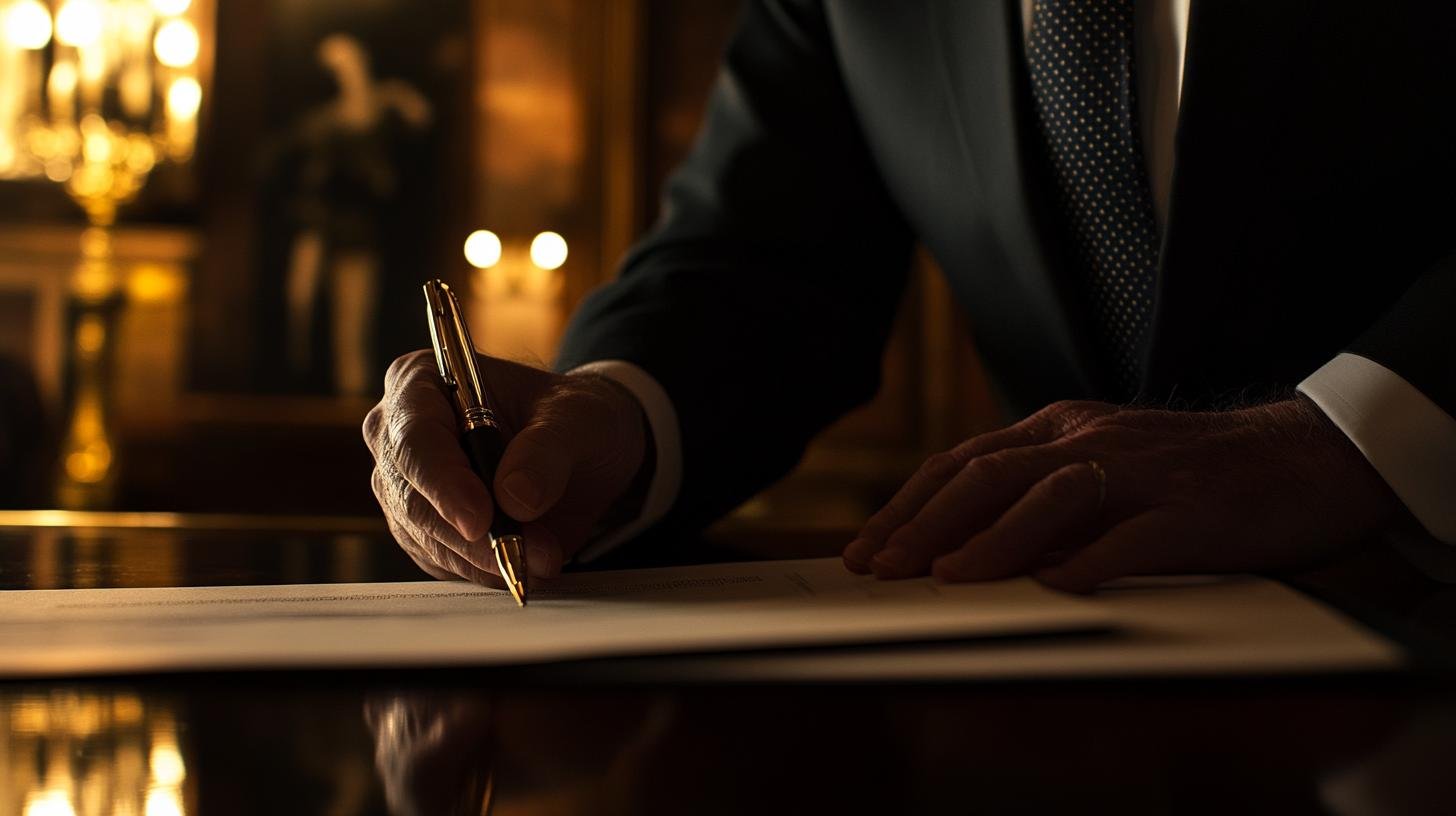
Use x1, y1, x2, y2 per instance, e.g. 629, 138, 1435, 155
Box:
594, 575, 1404, 682
0, 557, 1113, 677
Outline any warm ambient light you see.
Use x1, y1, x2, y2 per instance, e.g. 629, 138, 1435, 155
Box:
153, 19, 199, 68
463, 229, 502, 269
22, 790, 76, 816
149, 742, 187, 785
143, 788, 183, 816
165, 76, 201, 119
54, 1, 102, 47
4, 0, 53, 49
149, 0, 192, 15
529, 231, 568, 270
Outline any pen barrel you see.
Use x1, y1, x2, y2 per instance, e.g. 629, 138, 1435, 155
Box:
461, 426, 522, 538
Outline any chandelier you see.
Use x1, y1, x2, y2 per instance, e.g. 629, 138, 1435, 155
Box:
0, 0, 207, 507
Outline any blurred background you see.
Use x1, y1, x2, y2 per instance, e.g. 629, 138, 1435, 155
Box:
0, 0, 1002, 529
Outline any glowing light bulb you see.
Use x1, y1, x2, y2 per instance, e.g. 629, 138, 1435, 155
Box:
22, 789, 75, 816
165, 76, 201, 119
143, 788, 183, 816
149, 0, 192, 15
153, 19, 199, 67
529, 231, 568, 270
463, 230, 502, 269
4, 0, 53, 49
149, 743, 186, 785
55, 1, 103, 47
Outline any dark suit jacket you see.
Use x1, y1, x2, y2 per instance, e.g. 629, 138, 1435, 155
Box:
558, 0, 1456, 537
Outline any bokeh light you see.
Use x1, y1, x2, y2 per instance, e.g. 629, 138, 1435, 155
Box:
149, 0, 192, 15
463, 229, 502, 269
3, 0, 53, 49
22, 790, 75, 816
165, 77, 202, 120
529, 231, 568, 270
55, 1, 103, 47
153, 19, 199, 67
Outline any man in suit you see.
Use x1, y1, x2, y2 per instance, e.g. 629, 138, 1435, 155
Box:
363, 0, 1454, 591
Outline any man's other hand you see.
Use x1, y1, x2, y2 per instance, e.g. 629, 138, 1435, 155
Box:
364, 351, 648, 586
842, 398, 1400, 592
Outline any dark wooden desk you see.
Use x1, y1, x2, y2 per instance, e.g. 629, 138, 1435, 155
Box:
2, 512, 1453, 815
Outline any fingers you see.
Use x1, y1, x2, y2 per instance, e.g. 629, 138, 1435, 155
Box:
368, 351, 646, 585
494, 421, 575, 523
932, 462, 1103, 582
867, 444, 1069, 579
372, 465, 503, 587
382, 508, 493, 585
492, 376, 644, 569
843, 423, 1055, 572
369, 351, 494, 541
844, 401, 1118, 574
1033, 511, 1173, 594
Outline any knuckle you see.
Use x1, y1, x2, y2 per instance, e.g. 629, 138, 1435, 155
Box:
1066, 422, 1119, 445
384, 414, 425, 470
376, 459, 415, 516
1043, 464, 1091, 501
1035, 400, 1115, 435
370, 467, 387, 504
361, 403, 384, 451
918, 451, 964, 482
961, 450, 1015, 487
384, 349, 434, 390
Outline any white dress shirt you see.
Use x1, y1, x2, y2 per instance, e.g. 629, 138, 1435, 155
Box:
571, 0, 1456, 557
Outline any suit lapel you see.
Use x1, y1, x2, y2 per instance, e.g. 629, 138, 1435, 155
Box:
929, 0, 1105, 398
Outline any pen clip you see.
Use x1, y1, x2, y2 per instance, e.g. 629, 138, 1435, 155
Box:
423, 280, 459, 390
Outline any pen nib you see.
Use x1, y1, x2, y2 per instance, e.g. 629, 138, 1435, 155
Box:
491, 533, 529, 608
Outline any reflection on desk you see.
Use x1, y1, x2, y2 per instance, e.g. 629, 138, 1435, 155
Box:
2, 688, 190, 816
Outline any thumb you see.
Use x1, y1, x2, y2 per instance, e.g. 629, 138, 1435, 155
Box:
494, 420, 576, 524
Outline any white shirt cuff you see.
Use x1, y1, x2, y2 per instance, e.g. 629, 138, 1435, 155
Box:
1298, 352, 1456, 544
566, 360, 683, 562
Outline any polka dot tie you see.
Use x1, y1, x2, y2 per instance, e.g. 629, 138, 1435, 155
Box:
1026, 0, 1160, 396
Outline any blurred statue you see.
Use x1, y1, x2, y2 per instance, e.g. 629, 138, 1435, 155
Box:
281, 34, 432, 395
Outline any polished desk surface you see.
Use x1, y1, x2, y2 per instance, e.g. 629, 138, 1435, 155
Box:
1, 512, 1454, 816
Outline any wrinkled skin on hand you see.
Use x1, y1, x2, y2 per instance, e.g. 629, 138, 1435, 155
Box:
364, 350, 647, 586
843, 398, 1400, 592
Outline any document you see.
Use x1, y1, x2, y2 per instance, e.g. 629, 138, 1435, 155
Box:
598, 576, 1404, 682
0, 557, 1112, 677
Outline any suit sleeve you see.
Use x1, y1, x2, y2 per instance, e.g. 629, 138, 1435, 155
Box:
555, 0, 914, 538
1343, 250, 1456, 419
1298, 250, 1456, 544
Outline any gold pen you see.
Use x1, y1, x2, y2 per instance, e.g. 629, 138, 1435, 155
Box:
423, 280, 528, 606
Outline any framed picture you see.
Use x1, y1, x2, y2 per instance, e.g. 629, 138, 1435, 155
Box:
190, 0, 475, 396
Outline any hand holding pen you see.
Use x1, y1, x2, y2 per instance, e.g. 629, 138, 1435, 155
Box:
363, 281, 651, 594
424, 280, 529, 603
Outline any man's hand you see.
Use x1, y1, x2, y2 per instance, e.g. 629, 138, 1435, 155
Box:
364, 351, 648, 585
842, 398, 1400, 592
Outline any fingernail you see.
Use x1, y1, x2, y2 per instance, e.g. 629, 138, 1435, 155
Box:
871, 548, 909, 573
526, 539, 559, 579
842, 538, 876, 570
501, 470, 544, 514
453, 507, 487, 541
931, 555, 964, 583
